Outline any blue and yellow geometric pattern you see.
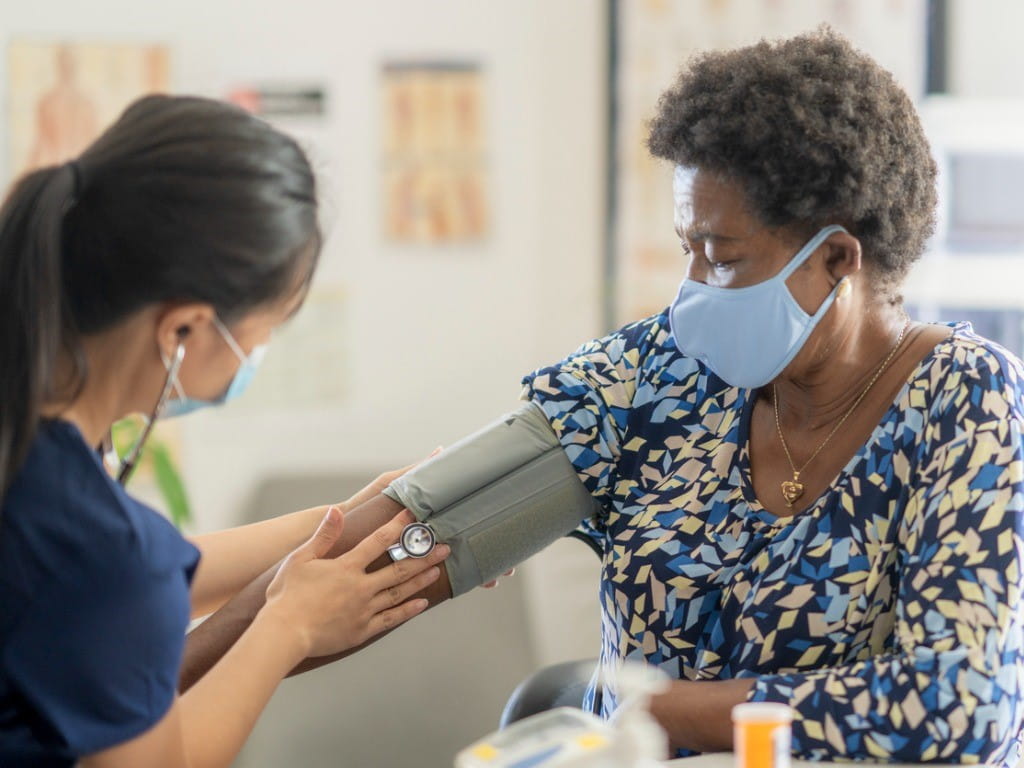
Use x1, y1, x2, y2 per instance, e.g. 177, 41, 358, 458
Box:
522, 312, 1024, 766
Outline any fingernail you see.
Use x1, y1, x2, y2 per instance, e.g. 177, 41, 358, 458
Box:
427, 566, 440, 580
414, 598, 429, 610
437, 544, 451, 557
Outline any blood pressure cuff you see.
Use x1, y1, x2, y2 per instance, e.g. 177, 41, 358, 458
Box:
382, 401, 601, 597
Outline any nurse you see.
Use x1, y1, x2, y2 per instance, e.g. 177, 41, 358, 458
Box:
0, 95, 449, 767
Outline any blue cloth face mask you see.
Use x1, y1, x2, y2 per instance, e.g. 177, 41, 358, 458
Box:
161, 316, 267, 419
669, 224, 849, 389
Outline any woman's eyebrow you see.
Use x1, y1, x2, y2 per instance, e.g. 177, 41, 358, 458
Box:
679, 227, 742, 243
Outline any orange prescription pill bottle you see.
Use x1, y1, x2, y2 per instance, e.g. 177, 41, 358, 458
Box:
732, 703, 793, 768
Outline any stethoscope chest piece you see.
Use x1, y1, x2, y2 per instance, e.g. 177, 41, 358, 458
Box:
387, 522, 437, 561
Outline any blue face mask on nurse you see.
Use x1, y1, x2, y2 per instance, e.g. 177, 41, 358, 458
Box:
161, 315, 268, 419
114, 306, 279, 485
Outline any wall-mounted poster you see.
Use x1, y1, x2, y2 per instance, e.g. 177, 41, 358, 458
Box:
609, 0, 925, 326
380, 61, 488, 244
7, 41, 168, 179
227, 84, 327, 118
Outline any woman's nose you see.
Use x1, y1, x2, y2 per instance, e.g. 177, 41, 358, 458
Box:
684, 254, 707, 284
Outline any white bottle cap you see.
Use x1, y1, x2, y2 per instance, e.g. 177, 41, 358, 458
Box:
731, 703, 793, 723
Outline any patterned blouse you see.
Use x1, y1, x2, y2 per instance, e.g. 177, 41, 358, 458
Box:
521, 312, 1024, 766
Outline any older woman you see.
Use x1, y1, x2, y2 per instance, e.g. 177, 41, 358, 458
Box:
183, 28, 1024, 767
519, 28, 1024, 764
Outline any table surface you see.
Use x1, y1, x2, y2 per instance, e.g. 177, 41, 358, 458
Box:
664, 754, 959, 767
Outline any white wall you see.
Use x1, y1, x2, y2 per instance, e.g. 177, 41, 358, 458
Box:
0, 0, 607, 611
949, 0, 1024, 99
1, 0, 603, 531
0, 0, 606, 519
0, 1, 607, 763
163, 1, 605, 538
6, 0, 1020, 762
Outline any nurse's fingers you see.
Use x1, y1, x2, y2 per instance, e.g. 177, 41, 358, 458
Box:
370, 564, 443, 612
369, 542, 450, 592
294, 505, 346, 561
347, 509, 415, 566
366, 597, 431, 638
343, 447, 444, 510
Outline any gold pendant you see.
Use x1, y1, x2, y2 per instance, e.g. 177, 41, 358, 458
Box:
780, 475, 804, 507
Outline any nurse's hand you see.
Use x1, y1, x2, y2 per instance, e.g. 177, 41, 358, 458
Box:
337, 446, 444, 514
263, 506, 449, 658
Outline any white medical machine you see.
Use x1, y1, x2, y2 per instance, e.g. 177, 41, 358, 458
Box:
455, 663, 671, 768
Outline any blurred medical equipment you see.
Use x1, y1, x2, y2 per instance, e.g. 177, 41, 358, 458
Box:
456, 662, 669, 768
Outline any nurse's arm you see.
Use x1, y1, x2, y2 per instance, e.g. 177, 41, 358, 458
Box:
186, 463, 419, 618
88, 510, 438, 768
187, 504, 326, 618
180, 492, 453, 691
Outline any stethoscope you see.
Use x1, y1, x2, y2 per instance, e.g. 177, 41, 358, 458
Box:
387, 521, 438, 561
105, 339, 186, 486
111, 338, 442, 562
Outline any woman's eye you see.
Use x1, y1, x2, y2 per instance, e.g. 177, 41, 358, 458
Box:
710, 260, 735, 272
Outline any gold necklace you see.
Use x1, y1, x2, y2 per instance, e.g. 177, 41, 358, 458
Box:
772, 320, 911, 508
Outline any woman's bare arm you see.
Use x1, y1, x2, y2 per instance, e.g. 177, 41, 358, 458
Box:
186, 460, 428, 620
180, 493, 453, 691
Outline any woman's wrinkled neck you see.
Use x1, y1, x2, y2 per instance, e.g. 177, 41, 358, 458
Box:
770, 299, 909, 432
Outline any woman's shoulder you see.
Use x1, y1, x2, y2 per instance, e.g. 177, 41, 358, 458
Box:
566, 308, 699, 381
565, 308, 674, 363
930, 321, 1024, 388
913, 320, 1024, 421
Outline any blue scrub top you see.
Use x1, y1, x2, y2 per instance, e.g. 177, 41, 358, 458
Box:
0, 420, 200, 766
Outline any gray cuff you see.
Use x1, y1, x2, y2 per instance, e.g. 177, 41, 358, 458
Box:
383, 402, 599, 596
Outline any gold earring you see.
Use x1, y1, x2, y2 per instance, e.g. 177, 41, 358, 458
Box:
837, 278, 852, 299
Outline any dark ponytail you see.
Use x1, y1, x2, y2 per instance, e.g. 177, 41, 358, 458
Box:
0, 95, 320, 500
0, 164, 85, 500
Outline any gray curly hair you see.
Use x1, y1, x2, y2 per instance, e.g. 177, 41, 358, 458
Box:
648, 27, 937, 293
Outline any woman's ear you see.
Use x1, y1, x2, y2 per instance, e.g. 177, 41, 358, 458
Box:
823, 230, 862, 283
154, 303, 215, 359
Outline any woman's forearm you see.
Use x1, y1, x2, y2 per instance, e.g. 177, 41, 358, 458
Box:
649, 678, 754, 753
185, 463, 424, 619
180, 493, 452, 691
187, 504, 327, 617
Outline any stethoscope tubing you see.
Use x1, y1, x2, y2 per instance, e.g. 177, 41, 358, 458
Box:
115, 343, 185, 485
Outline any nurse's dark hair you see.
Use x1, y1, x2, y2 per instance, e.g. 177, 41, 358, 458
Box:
648, 27, 937, 293
0, 94, 320, 501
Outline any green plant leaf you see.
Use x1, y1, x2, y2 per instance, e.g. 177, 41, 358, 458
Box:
111, 418, 142, 455
111, 416, 192, 530
148, 441, 192, 529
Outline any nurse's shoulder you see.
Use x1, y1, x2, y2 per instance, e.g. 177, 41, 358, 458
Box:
0, 418, 198, 619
